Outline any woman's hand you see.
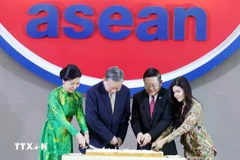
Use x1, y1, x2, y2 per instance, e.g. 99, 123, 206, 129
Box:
84, 132, 90, 144
152, 138, 167, 151
76, 133, 86, 149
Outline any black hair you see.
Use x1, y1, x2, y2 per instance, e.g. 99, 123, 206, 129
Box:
59, 64, 82, 81
169, 76, 193, 129
143, 68, 161, 81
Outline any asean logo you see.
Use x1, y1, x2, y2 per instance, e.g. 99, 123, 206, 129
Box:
0, 0, 239, 95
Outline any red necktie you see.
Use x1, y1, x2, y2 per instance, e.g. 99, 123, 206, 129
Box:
150, 96, 155, 118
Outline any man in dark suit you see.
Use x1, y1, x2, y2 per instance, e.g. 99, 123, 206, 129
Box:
131, 68, 177, 155
85, 66, 130, 149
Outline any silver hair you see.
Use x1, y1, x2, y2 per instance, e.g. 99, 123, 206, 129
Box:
105, 66, 124, 82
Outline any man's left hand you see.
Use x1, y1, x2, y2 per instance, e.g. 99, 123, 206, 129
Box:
117, 137, 122, 147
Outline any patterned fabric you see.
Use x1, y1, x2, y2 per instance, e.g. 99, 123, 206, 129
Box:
38, 86, 88, 160
158, 99, 216, 159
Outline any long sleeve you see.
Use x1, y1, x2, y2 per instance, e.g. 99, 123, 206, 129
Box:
75, 93, 88, 134
130, 95, 143, 137
165, 103, 202, 143
48, 91, 79, 137
116, 90, 130, 142
155, 124, 174, 141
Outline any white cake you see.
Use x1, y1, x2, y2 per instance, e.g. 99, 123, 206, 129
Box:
85, 149, 164, 157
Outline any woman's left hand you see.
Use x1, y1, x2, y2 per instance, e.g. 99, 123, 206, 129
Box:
84, 132, 90, 144
152, 138, 167, 151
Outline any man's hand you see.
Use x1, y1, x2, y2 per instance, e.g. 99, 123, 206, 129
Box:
117, 137, 122, 147
110, 136, 118, 146
140, 133, 152, 147
137, 132, 143, 145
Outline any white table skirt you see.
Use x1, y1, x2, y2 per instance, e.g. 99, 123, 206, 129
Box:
62, 153, 186, 160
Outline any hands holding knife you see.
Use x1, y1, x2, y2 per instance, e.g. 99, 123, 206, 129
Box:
85, 142, 98, 150
151, 137, 167, 151
110, 136, 122, 148
84, 135, 122, 151
137, 132, 152, 148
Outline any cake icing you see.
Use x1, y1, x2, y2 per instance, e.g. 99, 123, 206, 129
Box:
85, 149, 164, 157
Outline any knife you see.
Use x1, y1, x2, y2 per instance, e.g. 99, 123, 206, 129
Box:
151, 145, 156, 150
114, 143, 118, 149
86, 143, 98, 150
140, 140, 143, 150
151, 145, 162, 152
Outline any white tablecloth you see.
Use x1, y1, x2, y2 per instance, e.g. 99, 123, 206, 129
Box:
62, 153, 186, 160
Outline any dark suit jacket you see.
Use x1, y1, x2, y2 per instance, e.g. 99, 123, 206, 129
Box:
131, 87, 177, 155
85, 81, 130, 148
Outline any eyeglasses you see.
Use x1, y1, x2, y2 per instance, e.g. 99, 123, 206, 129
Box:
144, 83, 159, 89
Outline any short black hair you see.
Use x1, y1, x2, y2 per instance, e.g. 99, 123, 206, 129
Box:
143, 68, 161, 81
59, 64, 82, 81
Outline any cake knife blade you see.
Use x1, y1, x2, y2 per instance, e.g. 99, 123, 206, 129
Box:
86, 143, 98, 150
140, 140, 143, 150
